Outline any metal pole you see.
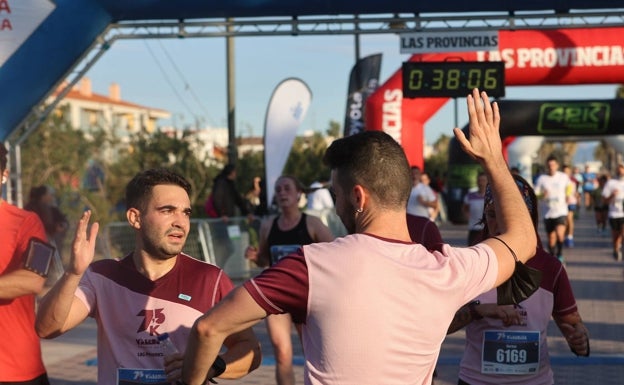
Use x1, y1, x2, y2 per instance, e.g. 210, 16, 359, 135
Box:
354, 14, 360, 61
226, 18, 237, 165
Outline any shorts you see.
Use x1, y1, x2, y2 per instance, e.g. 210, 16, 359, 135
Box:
544, 216, 567, 233
609, 217, 624, 232
1, 373, 51, 385
568, 204, 578, 212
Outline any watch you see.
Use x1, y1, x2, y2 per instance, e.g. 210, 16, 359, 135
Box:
468, 300, 483, 320
208, 355, 226, 384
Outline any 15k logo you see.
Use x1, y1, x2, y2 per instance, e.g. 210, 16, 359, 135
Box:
136, 308, 165, 335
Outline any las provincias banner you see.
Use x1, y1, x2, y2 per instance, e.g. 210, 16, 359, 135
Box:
366, 27, 624, 168
263, 78, 312, 207
343, 53, 382, 137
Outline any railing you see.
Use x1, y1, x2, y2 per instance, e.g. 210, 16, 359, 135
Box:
101, 209, 346, 280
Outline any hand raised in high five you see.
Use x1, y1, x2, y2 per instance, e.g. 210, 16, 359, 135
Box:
453, 88, 502, 165
454, 88, 537, 278
36, 210, 100, 338
68, 210, 99, 276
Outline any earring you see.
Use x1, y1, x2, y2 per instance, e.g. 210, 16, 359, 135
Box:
355, 207, 363, 213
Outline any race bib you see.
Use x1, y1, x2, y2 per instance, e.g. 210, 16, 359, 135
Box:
270, 244, 301, 265
481, 330, 540, 375
547, 196, 560, 211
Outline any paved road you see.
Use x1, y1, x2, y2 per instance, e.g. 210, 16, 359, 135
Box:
41, 209, 624, 384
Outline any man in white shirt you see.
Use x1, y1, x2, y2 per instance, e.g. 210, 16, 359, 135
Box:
601, 163, 624, 261
462, 172, 487, 246
407, 166, 438, 218
534, 156, 573, 263
306, 181, 335, 211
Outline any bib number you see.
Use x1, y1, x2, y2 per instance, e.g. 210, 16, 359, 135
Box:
481, 330, 540, 375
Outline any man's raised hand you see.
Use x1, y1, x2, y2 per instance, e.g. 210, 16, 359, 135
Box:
69, 210, 99, 276
453, 88, 502, 165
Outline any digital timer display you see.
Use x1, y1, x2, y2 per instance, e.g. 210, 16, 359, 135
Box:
402, 61, 505, 98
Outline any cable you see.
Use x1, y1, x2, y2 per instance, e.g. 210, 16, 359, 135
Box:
142, 40, 200, 126
156, 39, 217, 127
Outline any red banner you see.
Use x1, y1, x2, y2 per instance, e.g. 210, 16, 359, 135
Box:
366, 27, 624, 167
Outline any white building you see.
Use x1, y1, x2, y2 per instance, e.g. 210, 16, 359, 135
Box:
50, 77, 170, 139
160, 126, 264, 165
50, 78, 268, 164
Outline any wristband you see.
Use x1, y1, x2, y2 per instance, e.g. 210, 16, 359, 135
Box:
208, 356, 226, 384
468, 300, 483, 320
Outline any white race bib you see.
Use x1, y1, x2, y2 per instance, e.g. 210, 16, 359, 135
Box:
481, 330, 540, 375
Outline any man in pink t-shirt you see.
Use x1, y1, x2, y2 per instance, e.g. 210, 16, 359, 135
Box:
182, 89, 538, 385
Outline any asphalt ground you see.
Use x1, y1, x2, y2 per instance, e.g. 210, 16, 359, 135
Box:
41, 209, 624, 384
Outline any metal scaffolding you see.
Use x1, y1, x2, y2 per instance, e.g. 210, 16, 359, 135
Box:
7, 10, 624, 205
20, 10, 624, 144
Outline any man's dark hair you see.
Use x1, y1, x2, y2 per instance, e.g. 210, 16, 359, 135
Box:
0, 143, 7, 171
546, 155, 558, 163
28, 185, 50, 203
126, 168, 192, 211
323, 131, 411, 208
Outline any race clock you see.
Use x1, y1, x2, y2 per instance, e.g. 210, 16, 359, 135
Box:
402, 61, 505, 98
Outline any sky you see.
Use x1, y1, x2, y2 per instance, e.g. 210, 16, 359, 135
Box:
84, 32, 619, 159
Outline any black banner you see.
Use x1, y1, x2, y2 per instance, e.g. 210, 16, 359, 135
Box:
445, 98, 624, 224
343, 53, 382, 137
496, 99, 624, 137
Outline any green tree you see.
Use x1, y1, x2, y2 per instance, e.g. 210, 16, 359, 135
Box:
237, 123, 335, 194
108, 129, 218, 215
594, 140, 609, 166
593, 139, 618, 173
283, 131, 331, 186
235, 125, 333, 214
325, 120, 341, 139
20, 109, 114, 224
21, 115, 338, 230
424, 134, 451, 186
237, 149, 265, 197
